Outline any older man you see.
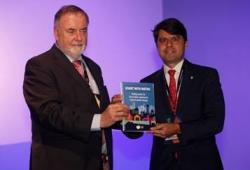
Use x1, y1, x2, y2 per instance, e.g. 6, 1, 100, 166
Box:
23, 5, 129, 170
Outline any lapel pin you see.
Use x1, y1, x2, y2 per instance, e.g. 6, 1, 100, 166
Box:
190, 76, 194, 80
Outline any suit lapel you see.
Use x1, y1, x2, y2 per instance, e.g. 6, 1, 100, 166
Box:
81, 55, 110, 112
176, 60, 194, 120
82, 56, 102, 90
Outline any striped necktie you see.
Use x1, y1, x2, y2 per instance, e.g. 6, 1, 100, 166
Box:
72, 60, 89, 83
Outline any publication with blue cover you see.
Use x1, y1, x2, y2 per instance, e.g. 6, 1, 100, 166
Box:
121, 82, 156, 132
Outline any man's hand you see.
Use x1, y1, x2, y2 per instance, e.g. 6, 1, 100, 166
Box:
150, 123, 181, 139
111, 94, 123, 104
101, 94, 129, 128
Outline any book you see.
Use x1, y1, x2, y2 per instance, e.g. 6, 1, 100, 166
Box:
121, 82, 156, 132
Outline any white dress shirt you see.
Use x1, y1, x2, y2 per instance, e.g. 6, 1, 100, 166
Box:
163, 59, 184, 87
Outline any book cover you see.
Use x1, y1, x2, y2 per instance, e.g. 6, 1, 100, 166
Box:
121, 82, 156, 132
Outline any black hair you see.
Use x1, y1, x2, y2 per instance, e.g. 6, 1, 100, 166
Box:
153, 18, 187, 43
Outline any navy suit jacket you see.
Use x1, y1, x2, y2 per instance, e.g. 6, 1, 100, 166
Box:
141, 60, 225, 170
23, 45, 113, 170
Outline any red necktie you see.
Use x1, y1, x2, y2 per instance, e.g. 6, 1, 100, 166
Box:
93, 91, 109, 169
168, 69, 177, 113
72, 60, 89, 83
73, 60, 85, 77
168, 69, 180, 145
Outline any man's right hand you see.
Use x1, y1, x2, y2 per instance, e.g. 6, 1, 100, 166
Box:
100, 103, 129, 128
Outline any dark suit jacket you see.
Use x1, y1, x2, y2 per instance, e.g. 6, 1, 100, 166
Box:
23, 45, 113, 170
141, 60, 225, 170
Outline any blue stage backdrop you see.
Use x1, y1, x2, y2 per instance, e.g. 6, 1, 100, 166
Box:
0, 0, 250, 170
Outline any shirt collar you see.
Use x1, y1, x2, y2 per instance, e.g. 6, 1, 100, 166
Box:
164, 59, 184, 75
65, 54, 82, 63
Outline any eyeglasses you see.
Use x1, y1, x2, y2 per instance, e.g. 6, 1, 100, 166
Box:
157, 35, 183, 45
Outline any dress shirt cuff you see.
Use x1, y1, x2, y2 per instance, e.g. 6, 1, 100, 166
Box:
91, 114, 101, 131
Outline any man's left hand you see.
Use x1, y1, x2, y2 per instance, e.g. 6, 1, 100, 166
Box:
150, 123, 181, 139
